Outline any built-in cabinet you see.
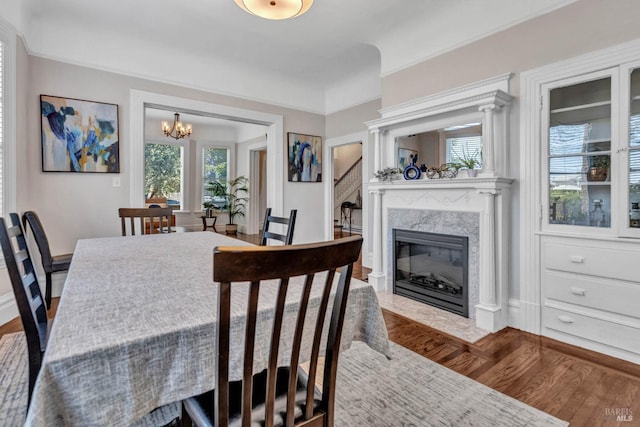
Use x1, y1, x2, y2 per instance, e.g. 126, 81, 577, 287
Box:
539, 59, 640, 363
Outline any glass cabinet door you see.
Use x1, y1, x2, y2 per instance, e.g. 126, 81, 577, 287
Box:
547, 77, 612, 228
628, 68, 640, 229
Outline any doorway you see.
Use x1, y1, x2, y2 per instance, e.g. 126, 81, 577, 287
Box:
333, 142, 363, 237
322, 131, 369, 241
131, 90, 284, 233
248, 139, 268, 235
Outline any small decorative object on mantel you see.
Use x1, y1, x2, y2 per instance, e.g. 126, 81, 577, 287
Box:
374, 167, 399, 182
425, 164, 459, 179
403, 156, 422, 180
455, 149, 481, 178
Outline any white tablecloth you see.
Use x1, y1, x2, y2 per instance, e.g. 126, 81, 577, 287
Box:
25, 232, 390, 426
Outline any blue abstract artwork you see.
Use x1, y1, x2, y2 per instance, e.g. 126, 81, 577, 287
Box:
40, 95, 119, 173
287, 132, 322, 182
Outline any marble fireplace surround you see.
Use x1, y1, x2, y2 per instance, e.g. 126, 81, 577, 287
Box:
388, 208, 480, 319
368, 178, 513, 332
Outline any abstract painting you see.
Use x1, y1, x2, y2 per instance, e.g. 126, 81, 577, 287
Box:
40, 95, 120, 173
287, 132, 322, 182
398, 148, 418, 171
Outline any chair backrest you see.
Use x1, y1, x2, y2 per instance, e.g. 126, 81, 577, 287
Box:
260, 208, 297, 246
0, 213, 48, 406
21, 211, 54, 270
213, 235, 363, 427
119, 207, 174, 236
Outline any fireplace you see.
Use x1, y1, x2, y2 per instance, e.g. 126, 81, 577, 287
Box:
393, 229, 469, 317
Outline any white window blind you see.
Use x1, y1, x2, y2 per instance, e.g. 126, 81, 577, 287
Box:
445, 135, 483, 169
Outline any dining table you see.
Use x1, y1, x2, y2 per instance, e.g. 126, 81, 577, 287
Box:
24, 231, 391, 427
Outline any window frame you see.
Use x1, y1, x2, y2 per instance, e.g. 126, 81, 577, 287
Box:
143, 138, 189, 212
196, 140, 235, 212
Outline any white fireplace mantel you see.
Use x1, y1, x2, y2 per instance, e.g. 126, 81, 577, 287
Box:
365, 74, 514, 332
368, 178, 512, 332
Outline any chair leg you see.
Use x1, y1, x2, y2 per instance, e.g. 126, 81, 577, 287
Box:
181, 403, 192, 427
45, 273, 52, 310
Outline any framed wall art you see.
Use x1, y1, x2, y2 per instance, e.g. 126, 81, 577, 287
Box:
40, 94, 120, 173
287, 132, 322, 182
397, 147, 418, 171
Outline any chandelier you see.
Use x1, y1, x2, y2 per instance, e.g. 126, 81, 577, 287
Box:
234, 0, 313, 20
162, 113, 192, 140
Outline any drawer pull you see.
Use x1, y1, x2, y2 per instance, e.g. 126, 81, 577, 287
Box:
569, 287, 586, 296
569, 256, 584, 263
558, 315, 574, 324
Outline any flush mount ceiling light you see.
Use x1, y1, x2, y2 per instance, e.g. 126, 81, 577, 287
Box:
234, 0, 313, 20
162, 113, 192, 140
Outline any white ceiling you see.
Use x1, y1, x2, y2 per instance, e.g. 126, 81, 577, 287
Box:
5, 0, 576, 113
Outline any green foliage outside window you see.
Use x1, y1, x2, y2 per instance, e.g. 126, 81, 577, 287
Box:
550, 189, 588, 224
144, 143, 181, 199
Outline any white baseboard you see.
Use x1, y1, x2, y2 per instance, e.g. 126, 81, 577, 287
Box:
0, 292, 18, 326
507, 298, 522, 330
0, 273, 68, 327
507, 298, 540, 334
363, 252, 373, 270
51, 273, 67, 301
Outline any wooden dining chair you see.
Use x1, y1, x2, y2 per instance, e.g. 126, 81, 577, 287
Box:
22, 211, 73, 310
181, 235, 363, 427
119, 207, 174, 236
260, 208, 297, 245
0, 213, 49, 407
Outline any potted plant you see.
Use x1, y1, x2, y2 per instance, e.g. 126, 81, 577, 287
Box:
206, 176, 249, 234
374, 167, 400, 182
456, 149, 481, 177
587, 155, 610, 182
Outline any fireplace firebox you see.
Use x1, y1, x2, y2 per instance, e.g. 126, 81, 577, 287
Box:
393, 229, 469, 317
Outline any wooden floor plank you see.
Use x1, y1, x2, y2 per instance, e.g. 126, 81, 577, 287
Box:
441, 352, 486, 377
538, 358, 594, 416
382, 311, 640, 427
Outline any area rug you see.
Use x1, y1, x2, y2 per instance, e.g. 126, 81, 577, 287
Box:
1, 333, 567, 426
335, 341, 569, 426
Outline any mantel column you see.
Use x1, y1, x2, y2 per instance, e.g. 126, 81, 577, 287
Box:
479, 104, 502, 178
371, 129, 381, 172
475, 189, 502, 332
368, 188, 385, 290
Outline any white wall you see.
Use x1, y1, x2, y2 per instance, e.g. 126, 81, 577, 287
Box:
23, 54, 325, 245
333, 143, 362, 179
0, 52, 326, 313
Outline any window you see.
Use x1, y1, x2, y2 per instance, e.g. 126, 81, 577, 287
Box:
202, 147, 229, 209
144, 140, 186, 210
444, 123, 483, 169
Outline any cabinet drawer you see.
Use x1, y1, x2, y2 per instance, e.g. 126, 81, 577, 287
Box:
543, 306, 640, 354
543, 242, 640, 282
545, 271, 640, 319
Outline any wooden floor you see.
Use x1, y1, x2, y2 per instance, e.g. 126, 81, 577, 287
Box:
2, 232, 638, 426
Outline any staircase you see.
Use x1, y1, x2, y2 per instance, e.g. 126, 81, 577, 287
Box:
334, 157, 362, 229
